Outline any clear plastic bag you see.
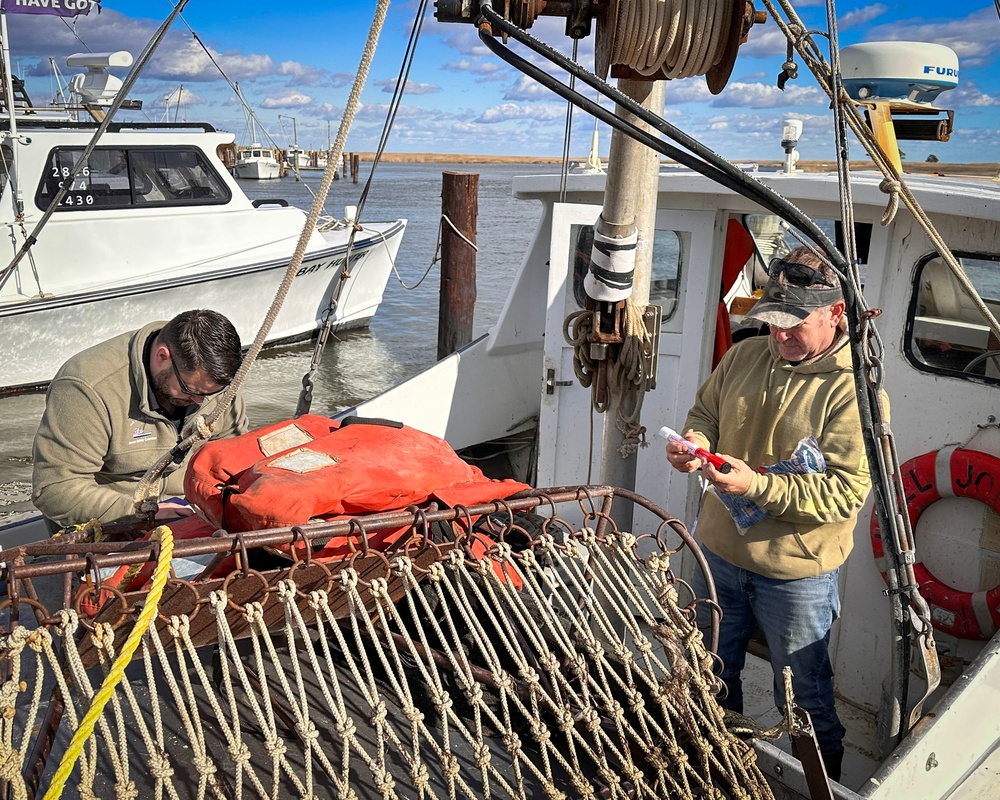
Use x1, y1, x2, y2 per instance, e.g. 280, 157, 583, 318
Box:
712, 436, 825, 534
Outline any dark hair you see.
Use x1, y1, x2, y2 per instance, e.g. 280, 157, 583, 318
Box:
158, 309, 242, 383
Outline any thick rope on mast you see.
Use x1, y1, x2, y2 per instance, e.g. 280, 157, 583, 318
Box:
610, 0, 733, 78
131, 0, 391, 514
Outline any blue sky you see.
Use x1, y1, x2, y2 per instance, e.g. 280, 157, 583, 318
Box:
4, 0, 998, 162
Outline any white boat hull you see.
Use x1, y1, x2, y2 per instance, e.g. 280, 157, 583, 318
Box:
0, 220, 404, 391
232, 159, 281, 180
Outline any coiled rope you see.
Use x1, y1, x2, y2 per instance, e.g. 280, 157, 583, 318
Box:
42, 526, 175, 800
564, 299, 650, 456
610, 0, 733, 78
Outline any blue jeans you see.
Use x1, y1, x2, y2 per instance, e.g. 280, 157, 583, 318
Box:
693, 545, 845, 753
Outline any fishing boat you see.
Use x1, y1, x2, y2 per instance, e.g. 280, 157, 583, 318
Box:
231, 144, 282, 180
231, 85, 282, 180
0, 47, 404, 393
2, 1, 999, 799
331, 5, 994, 799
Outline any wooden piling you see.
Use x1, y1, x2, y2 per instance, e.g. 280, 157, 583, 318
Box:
343, 152, 350, 181
351, 153, 360, 184
437, 171, 478, 361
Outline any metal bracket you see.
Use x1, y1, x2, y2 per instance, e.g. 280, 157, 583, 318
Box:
790, 706, 835, 800
545, 368, 574, 395
642, 304, 661, 391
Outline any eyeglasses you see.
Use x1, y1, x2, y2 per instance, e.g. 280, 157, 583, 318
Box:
769, 257, 835, 288
168, 350, 226, 398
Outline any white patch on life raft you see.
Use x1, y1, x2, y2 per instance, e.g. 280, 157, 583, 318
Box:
270, 448, 340, 473
259, 424, 316, 457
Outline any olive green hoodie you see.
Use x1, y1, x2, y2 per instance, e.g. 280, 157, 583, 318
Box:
33, 321, 249, 526
683, 333, 875, 579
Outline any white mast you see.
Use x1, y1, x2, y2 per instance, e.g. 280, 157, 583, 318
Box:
0, 10, 21, 213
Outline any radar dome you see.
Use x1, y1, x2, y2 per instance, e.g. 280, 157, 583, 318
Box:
840, 42, 958, 105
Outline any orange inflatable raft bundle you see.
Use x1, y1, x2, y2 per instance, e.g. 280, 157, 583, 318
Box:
79, 416, 531, 609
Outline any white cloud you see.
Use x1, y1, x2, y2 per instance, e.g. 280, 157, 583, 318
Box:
164, 85, 205, 107
736, 27, 793, 60
953, 83, 1000, 108
375, 78, 441, 95
664, 80, 715, 104
503, 75, 554, 102
866, 9, 1000, 68
477, 102, 567, 123
839, 4, 889, 29
277, 61, 324, 86
711, 81, 827, 108
261, 92, 313, 109
442, 58, 504, 77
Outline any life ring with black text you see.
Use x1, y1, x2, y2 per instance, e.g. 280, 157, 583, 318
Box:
870, 447, 1000, 640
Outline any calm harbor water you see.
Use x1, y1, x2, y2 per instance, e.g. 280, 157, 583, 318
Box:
0, 162, 552, 518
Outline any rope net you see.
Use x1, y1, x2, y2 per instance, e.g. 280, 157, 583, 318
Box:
0, 488, 774, 800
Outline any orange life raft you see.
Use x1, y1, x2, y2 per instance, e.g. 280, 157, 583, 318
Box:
84, 416, 530, 610
184, 414, 530, 532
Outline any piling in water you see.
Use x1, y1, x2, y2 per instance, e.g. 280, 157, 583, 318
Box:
438, 171, 478, 361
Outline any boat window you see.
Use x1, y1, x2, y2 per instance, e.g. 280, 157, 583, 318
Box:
742, 214, 867, 288
906, 252, 1000, 384
36, 146, 231, 211
569, 224, 683, 319
649, 230, 683, 319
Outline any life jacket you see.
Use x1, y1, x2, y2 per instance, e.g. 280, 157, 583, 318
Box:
79, 417, 529, 616
185, 415, 530, 531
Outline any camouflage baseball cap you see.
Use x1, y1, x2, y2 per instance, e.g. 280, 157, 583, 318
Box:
744, 256, 843, 328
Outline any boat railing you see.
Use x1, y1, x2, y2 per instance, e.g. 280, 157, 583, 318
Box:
0, 119, 218, 132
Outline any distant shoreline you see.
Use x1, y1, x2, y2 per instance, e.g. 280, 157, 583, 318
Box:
344, 152, 999, 175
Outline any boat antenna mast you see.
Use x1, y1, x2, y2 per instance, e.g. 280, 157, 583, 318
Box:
279, 114, 302, 182
0, 9, 25, 215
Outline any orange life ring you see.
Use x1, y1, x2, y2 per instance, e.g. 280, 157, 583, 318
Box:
870, 447, 1000, 640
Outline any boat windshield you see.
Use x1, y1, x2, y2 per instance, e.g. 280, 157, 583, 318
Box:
36, 146, 231, 210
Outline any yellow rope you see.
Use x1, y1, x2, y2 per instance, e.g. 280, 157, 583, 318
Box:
42, 526, 175, 800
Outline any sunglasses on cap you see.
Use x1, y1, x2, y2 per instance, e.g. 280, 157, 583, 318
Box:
768, 256, 835, 288
168, 349, 227, 398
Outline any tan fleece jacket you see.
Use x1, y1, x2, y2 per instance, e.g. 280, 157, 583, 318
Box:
32, 321, 249, 526
683, 334, 877, 579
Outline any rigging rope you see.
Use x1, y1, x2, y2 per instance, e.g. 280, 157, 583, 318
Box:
132, 0, 392, 510
564, 299, 650, 455
296, 0, 427, 416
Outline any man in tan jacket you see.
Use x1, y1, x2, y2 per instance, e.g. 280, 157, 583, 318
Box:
666, 247, 873, 782
33, 309, 249, 528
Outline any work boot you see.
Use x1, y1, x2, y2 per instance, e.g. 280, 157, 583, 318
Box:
821, 747, 844, 783
791, 740, 844, 784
